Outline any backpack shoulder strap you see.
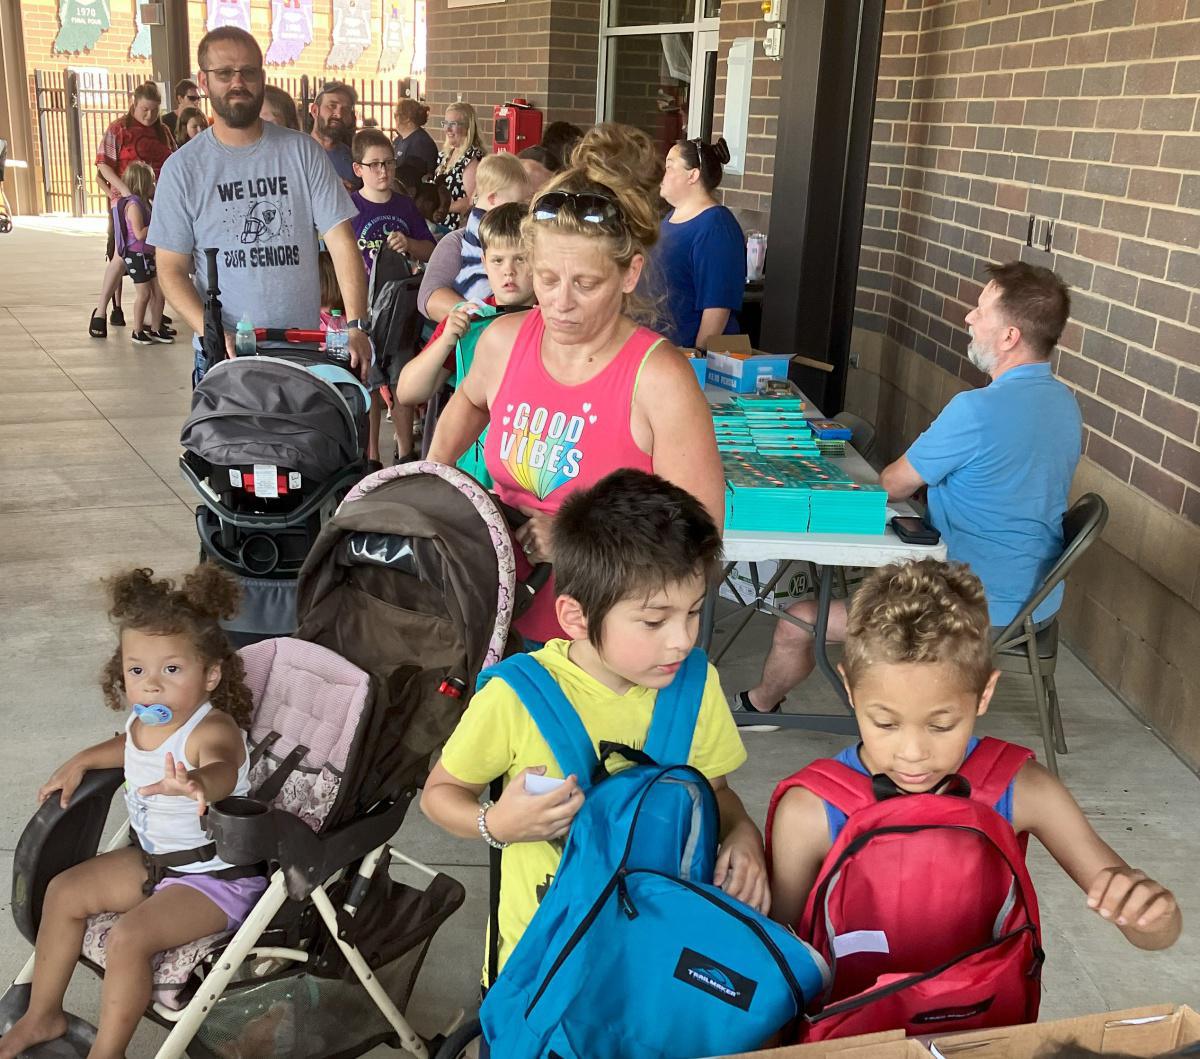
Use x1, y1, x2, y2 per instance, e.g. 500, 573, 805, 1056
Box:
476, 653, 601, 789
957, 737, 1034, 807
789, 759, 877, 816
764, 759, 875, 860
643, 647, 707, 765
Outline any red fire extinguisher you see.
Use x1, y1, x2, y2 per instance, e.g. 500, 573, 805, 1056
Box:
493, 98, 543, 154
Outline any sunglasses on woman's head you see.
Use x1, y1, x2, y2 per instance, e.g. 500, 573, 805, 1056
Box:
532, 190, 624, 230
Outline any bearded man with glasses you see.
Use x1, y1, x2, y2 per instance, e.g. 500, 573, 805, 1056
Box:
149, 27, 372, 385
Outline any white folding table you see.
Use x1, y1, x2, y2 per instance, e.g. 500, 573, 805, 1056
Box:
703, 388, 947, 731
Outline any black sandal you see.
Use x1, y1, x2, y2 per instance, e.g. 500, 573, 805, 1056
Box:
730, 691, 784, 731
89, 309, 106, 338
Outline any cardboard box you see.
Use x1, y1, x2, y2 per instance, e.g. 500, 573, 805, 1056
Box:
707, 337, 791, 393
717, 1030, 930, 1058
719, 559, 814, 609
928, 1003, 1200, 1058
714, 1004, 1200, 1059
705, 335, 836, 394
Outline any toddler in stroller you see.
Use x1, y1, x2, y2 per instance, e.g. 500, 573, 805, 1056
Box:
1, 463, 548, 1059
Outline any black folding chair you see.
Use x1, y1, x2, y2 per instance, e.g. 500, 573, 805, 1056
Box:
992, 493, 1109, 776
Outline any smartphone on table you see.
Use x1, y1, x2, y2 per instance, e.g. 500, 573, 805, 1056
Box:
890, 515, 941, 545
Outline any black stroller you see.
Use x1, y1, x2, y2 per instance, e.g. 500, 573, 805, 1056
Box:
181, 250, 373, 645
0, 463, 547, 1059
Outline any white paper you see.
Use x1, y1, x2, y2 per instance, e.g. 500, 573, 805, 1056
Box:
288, 472, 302, 490
229, 469, 241, 488
253, 464, 278, 498
832, 930, 890, 957
524, 774, 566, 795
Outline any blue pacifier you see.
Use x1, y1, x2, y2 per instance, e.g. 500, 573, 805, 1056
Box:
133, 703, 173, 726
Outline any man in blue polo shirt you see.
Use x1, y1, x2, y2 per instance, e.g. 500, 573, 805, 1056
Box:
734, 261, 1081, 724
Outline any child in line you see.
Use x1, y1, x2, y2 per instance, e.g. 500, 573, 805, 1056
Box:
394, 202, 534, 486
413, 182, 452, 242
0, 566, 266, 1059
453, 152, 531, 303
769, 559, 1181, 949
115, 161, 172, 346
350, 128, 437, 466
422, 469, 769, 975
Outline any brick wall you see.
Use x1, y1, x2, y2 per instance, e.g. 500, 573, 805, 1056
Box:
424, 0, 597, 142
849, 0, 1200, 765
18, 0, 421, 211
20, 0, 419, 88
710, 0, 779, 229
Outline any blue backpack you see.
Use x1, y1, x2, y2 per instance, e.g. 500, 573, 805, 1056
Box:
476, 648, 830, 1059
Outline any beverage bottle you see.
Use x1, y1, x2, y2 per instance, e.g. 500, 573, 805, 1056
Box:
325, 309, 350, 364
746, 231, 767, 282
234, 315, 256, 357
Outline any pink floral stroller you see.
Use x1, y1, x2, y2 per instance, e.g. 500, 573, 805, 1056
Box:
1, 464, 536, 1059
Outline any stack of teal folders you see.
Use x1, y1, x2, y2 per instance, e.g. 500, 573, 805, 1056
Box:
808, 481, 888, 533
719, 452, 887, 534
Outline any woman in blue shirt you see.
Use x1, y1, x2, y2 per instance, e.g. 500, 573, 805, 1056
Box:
656, 137, 746, 350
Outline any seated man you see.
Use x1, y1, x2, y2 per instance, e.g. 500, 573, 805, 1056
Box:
737, 261, 1082, 722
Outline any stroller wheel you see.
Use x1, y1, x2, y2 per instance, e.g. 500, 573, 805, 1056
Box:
0, 216, 11, 234
432, 1017, 482, 1059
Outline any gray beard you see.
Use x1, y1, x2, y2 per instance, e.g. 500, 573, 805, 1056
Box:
967, 340, 997, 375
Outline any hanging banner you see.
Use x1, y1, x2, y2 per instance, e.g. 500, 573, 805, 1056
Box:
326, 0, 372, 69
378, 0, 405, 73
130, 1, 151, 59
53, 0, 111, 54
207, 0, 252, 32
266, 0, 315, 65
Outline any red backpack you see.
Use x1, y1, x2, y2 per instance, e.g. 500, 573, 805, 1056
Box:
766, 738, 1043, 1042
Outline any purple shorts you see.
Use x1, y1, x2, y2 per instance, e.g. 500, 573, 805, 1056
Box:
156, 873, 269, 931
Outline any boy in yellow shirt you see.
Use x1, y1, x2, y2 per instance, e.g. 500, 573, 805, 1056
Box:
421, 469, 768, 973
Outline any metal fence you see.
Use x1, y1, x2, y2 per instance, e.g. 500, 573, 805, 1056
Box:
35, 69, 147, 216
33, 69, 421, 217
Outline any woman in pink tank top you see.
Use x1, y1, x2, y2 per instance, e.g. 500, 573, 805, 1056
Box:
429, 124, 725, 643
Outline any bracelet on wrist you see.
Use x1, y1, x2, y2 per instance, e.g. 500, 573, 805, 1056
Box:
477, 799, 508, 850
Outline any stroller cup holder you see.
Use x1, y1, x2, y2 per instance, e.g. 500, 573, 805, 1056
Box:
205, 796, 277, 867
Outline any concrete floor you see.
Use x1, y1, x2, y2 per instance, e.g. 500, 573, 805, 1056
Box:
0, 221, 1196, 1056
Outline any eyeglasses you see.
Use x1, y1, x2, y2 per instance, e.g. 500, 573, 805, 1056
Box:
202, 66, 264, 84
532, 189, 625, 232
185, 94, 202, 102
440, 120, 466, 129
357, 159, 397, 172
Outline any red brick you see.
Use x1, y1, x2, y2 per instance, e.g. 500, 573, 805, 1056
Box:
1131, 457, 1186, 510
1087, 432, 1135, 480
1144, 391, 1199, 442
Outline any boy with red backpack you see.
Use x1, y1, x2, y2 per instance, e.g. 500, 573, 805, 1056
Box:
768, 558, 1181, 1042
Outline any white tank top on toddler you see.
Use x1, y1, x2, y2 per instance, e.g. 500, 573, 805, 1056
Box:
124, 702, 253, 874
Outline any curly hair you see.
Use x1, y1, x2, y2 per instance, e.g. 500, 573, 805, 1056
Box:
843, 559, 994, 695
100, 565, 253, 728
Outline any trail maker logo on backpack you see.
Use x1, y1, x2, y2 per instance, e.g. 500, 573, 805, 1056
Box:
476, 650, 829, 1059
674, 948, 758, 1012
766, 737, 1044, 1043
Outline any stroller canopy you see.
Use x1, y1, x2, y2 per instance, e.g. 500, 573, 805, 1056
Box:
295, 464, 518, 795
182, 357, 361, 481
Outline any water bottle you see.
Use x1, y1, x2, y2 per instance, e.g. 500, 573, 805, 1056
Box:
325, 309, 350, 365
234, 315, 256, 357
746, 231, 767, 283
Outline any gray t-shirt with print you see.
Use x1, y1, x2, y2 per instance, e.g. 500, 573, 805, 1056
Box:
149, 121, 355, 341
